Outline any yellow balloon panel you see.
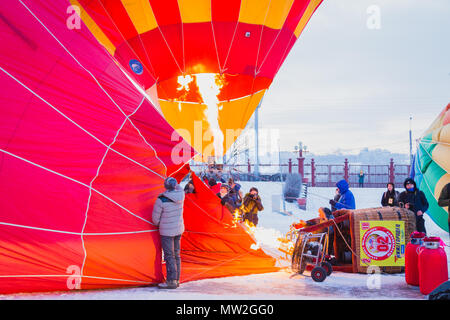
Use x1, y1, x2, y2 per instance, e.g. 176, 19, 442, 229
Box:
239, 0, 295, 30
438, 123, 450, 143
121, 0, 158, 34
178, 0, 212, 23
294, 0, 322, 37
431, 124, 450, 172
435, 174, 450, 208
219, 90, 266, 153
432, 145, 450, 173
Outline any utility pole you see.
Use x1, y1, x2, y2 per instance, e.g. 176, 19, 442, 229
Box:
254, 100, 262, 180
278, 139, 286, 212
409, 116, 413, 168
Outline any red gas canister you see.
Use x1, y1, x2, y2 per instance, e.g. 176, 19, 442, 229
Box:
418, 237, 448, 295
405, 232, 426, 286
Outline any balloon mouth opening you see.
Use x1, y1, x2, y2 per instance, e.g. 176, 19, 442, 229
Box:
156, 72, 271, 103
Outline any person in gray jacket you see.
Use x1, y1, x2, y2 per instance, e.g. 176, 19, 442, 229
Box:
152, 177, 185, 289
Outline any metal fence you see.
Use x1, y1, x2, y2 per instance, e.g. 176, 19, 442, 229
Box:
190, 158, 411, 188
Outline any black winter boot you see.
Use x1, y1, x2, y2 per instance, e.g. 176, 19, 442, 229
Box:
158, 280, 177, 289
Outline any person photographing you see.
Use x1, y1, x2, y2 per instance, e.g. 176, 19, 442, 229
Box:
242, 187, 264, 227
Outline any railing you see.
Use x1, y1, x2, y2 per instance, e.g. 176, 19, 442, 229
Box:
190, 158, 411, 188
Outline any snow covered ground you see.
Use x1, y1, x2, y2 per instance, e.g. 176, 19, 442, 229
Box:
1, 183, 448, 300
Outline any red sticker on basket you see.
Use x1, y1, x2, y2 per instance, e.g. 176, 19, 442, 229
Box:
361, 226, 395, 261
361, 222, 370, 230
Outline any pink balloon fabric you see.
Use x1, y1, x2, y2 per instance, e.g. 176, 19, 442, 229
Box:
0, 0, 195, 294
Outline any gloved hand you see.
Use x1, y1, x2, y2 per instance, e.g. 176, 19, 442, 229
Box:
329, 199, 336, 206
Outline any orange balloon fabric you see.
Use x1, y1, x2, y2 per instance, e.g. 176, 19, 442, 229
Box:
178, 173, 279, 282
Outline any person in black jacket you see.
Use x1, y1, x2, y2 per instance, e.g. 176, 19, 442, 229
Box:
217, 184, 236, 213
398, 178, 429, 234
381, 182, 399, 207
437, 182, 450, 236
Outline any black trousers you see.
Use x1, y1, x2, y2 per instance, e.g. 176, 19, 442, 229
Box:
327, 228, 334, 256
416, 215, 426, 234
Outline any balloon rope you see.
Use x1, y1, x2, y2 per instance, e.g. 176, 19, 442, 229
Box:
95, 0, 183, 75
0, 147, 155, 226
0, 274, 155, 285
413, 149, 450, 231
210, 18, 222, 72
80, 98, 150, 278
330, 219, 372, 268
254, 0, 273, 72
419, 138, 450, 147
0, 66, 164, 180
256, 2, 295, 73
417, 139, 448, 183
221, 1, 242, 71
0, 221, 156, 236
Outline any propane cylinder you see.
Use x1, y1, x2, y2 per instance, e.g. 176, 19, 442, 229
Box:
405, 231, 426, 286
418, 237, 448, 295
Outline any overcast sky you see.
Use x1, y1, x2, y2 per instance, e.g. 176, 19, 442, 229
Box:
258, 0, 450, 155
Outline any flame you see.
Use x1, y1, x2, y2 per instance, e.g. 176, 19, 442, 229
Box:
176, 73, 225, 162
177, 74, 194, 91
176, 75, 194, 112
232, 208, 243, 224
196, 73, 224, 162
240, 219, 287, 254
277, 227, 297, 257
230, 210, 295, 263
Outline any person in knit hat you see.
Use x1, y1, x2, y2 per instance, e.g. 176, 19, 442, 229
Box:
152, 177, 185, 289
398, 178, 429, 234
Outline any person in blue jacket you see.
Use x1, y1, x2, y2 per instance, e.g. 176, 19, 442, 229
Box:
329, 179, 355, 210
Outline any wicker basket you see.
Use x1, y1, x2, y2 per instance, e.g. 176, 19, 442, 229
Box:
349, 206, 416, 273
293, 207, 416, 273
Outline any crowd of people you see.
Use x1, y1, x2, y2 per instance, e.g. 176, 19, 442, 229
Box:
325, 178, 429, 232
313, 177, 449, 261
210, 176, 264, 227
182, 170, 265, 228
150, 170, 449, 290
380, 178, 449, 235
324, 176, 450, 236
